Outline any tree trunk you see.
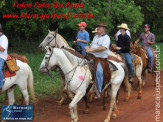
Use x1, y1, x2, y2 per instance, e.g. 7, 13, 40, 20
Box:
107, 0, 112, 16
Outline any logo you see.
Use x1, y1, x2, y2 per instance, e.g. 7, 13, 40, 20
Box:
2, 105, 33, 121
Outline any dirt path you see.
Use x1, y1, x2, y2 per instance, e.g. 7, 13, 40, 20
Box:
3, 72, 163, 122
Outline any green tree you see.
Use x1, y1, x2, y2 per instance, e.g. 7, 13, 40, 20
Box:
134, 0, 163, 42
1, 0, 144, 49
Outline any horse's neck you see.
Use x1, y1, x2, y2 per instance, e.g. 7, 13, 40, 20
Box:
136, 46, 146, 56
57, 34, 72, 49
54, 50, 75, 80
62, 49, 86, 66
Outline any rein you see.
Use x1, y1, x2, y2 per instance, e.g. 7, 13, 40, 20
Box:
42, 49, 89, 89
47, 33, 59, 48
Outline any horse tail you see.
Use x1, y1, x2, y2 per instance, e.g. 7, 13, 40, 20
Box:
121, 63, 132, 94
27, 65, 36, 103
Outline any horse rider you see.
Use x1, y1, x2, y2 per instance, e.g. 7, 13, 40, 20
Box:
114, 23, 134, 83
0, 24, 8, 94
115, 23, 131, 41
135, 24, 155, 73
73, 22, 90, 55
85, 22, 111, 98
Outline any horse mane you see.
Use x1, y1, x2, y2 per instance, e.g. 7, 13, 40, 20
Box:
57, 34, 73, 49
63, 48, 85, 59
61, 48, 86, 66
9, 53, 29, 64
57, 34, 68, 45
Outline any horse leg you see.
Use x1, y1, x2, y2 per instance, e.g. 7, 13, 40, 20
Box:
3, 92, 8, 105
87, 83, 95, 103
69, 91, 84, 122
142, 69, 146, 87
104, 84, 120, 122
21, 94, 26, 105
111, 102, 118, 119
103, 89, 108, 110
20, 89, 29, 105
83, 95, 89, 113
7, 88, 15, 105
56, 74, 67, 106
136, 69, 143, 99
135, 64, 143, 99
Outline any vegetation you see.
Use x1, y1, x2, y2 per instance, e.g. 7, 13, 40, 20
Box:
0, 0, 162, 103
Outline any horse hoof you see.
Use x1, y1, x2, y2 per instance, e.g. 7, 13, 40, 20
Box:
104, 119, 109, 122
111, 113, 117, 119
137, 96, 142, 99
124, 98, 129, 102
84, 109, 89, 114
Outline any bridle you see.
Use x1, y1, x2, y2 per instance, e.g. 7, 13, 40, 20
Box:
46, 33, 59, 48
41, 48, 89, 91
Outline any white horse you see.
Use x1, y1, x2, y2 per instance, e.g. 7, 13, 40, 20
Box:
39, 29, 72, 50
39, 30, 131, 104
2, 60, 36, 105
39, 47, 131, 122
108, 49, 144, 99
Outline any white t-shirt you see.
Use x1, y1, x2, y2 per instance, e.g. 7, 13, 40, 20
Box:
116, 30, 131, 41
90, 34, 110, 58
0, 34, 8, 60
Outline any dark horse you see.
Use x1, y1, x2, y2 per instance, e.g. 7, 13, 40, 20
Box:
130, 42, 156, 86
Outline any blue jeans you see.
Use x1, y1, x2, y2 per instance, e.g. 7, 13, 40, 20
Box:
0, 58, 5, 89
147, 47, 153, 69
81, 48, 86, 56
121, 53, 134, 77
96, 63, 103, 92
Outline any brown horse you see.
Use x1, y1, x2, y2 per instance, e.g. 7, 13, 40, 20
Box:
3, 53, 29, 105
130, 42, 156, 86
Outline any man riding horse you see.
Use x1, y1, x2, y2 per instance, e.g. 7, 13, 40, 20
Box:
85, 22, 111, 99
135, 24, 155, 73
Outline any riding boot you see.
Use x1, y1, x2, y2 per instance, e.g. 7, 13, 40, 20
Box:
129, 76, 134, 84
148, 65, 152, 73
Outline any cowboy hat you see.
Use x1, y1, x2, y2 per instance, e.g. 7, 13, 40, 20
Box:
117, 23, 130, 30
96, 22, 107, 28
92, 28, 97, 33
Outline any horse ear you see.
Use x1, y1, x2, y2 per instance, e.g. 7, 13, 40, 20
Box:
55, 28, 58, 33
48, 29, 51, 33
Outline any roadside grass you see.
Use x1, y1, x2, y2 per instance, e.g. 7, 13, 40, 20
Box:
0, 42, 162, 105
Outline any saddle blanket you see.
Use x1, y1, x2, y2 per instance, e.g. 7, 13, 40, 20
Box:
5, 70, 16, 78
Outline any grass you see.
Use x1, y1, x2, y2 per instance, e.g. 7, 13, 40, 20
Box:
0, 42, 163, 105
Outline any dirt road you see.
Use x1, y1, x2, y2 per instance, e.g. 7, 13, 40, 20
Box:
3, 72, 163, 122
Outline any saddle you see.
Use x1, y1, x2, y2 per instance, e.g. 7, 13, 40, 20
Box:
2, 56, 20, 78
86, 54, 112, 85
141, 47, 157, 59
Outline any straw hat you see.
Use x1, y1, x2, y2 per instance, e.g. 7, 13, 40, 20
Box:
92, 28, 97, 33
117, 23, 130, 30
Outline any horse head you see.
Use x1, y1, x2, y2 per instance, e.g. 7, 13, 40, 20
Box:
130, 41, 139, 54
39, 29, 58, 51
39, 46, 58, 73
